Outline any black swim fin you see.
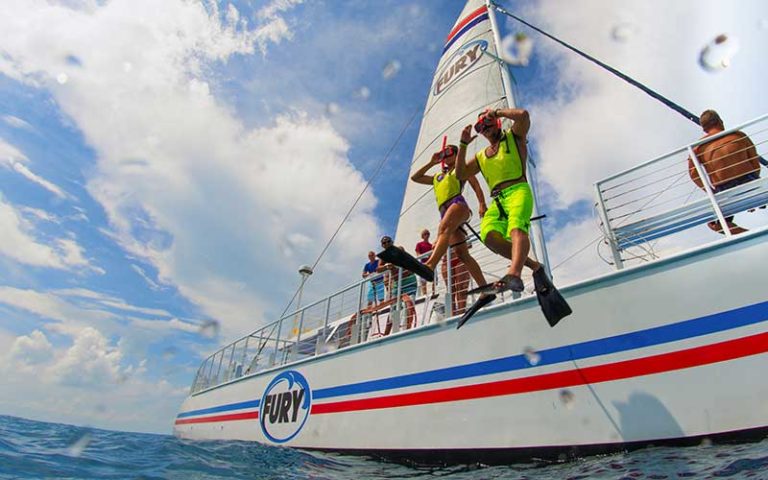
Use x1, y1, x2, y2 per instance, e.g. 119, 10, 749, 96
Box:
456, 294, 496, 330
466, 283, 496, 296
532, 268, 572, 327
377, 245, 434, 282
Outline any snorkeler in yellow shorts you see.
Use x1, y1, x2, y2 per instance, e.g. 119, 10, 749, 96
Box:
455, 107, 542, 292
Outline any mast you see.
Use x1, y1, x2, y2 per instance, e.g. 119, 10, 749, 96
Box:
485, 0, 551, 275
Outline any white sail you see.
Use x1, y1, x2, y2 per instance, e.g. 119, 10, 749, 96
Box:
394, 0, 549, 273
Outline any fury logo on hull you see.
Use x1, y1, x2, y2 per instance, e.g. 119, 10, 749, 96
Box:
259, 370, 312, 443
433, 40, 488, 96
261, 389, 305, 423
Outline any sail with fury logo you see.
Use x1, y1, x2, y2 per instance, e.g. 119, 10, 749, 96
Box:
433, 40, 488, 96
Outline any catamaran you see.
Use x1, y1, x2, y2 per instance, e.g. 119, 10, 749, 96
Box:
173, 0, 768, 463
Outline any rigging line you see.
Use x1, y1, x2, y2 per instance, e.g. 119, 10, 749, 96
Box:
277, 106, 422, 320
489, 1, 700, 126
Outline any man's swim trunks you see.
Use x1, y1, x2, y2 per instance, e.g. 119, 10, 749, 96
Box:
480, 182, 533, 242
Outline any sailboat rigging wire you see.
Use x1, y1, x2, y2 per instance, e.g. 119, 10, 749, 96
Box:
489, 1, 700, 126
277, 106, 422, 320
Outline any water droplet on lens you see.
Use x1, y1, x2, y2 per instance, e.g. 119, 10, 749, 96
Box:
700, 437, 712, 447
698, 33, 739, 72
162, 346, 177, 360
523, 347, 541, 365
353, 86, 371, 100
317, 338, 338, 354
611, 23, 636, 42
67, 432, 92, 457
56, 73, 68, 84
65, 55, 82, 66
559, 389, 575, 409
382, 60, 401, 80
199, 319, 220, 339
325, 102, 340, 115
500, 33, 533, 66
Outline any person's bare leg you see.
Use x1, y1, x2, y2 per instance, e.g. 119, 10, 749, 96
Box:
425, 205, 470, 271
453, 240, 487, 288
507, 229, 529, 278
483, 231, 541, 271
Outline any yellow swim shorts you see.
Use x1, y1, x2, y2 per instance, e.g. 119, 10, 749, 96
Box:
480, 182, 534, 242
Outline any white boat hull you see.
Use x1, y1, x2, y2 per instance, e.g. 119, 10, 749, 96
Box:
174, 229, 768, 462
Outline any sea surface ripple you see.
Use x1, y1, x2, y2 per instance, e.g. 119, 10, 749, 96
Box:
1, 415, 767, 479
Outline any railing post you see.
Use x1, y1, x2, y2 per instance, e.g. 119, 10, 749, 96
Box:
392, 267, 403, 333
226, 344, 236, 381
445, 245, 453, 317
316, 297, 332, 355
294, 309, 305, 360
687, 146, 733, 238
594, 183, 624, 269
271, 318, 284, 367
213, 351, 224, 386
240, 336, 249, 375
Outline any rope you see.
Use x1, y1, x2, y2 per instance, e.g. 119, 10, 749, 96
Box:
489, 1, 700, 126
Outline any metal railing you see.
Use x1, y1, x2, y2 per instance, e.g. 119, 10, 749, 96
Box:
595, 113, 768, 270
189, 232, 537, 394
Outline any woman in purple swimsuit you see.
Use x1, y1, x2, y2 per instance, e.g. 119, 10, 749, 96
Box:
410, 141, 490, 297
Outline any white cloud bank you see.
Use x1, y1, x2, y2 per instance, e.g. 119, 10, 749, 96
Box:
1, 327, 184, 433
0, 0, 379, 339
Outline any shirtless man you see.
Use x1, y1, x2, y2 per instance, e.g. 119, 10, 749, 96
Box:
688, 109, 761, 235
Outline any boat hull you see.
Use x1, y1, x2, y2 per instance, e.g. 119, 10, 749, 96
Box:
174, 230, 768, 463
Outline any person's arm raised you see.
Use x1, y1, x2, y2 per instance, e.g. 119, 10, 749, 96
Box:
490, 107, 530, 138
410, 153, 440, 185
456, 124, 481, 181
467, 175, 487, 218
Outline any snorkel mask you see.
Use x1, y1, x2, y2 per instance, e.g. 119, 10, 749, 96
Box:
474, 109, 501, 134
437, 136, 457, 171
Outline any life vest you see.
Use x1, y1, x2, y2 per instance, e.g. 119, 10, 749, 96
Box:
475, 130, 523, 192
433, 169, 462, 208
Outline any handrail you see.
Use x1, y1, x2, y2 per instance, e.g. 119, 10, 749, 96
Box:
188, 231, 507, 394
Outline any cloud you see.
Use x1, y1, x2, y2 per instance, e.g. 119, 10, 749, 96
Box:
8, 329, 54, 366
2, 115, 35, 131
0, 0, 380, 339
0, 138, 70, 199
0, 326, 187, 433
48, 327, 124, 387
0, 195, 100, 271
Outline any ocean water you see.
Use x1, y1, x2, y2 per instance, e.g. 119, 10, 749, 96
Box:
1, 415, 766, 480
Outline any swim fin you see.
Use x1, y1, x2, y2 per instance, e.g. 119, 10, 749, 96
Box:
377, 245, 434, 282
532, 268, 572, 327
466, 283, 496, 296
456, 294, 496, 330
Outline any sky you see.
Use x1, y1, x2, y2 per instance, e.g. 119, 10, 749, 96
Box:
0, 0, 766, 434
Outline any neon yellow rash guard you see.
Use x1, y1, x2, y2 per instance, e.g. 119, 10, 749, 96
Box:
432, 169, 462, 208
475, 130, 523, 192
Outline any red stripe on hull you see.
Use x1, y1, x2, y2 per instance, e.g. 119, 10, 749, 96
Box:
175, 410, 258, 425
